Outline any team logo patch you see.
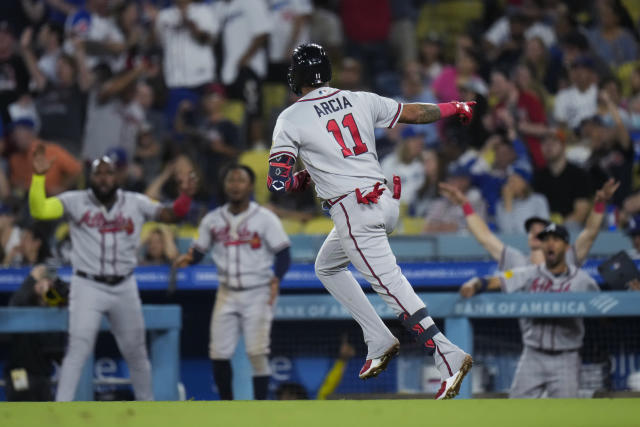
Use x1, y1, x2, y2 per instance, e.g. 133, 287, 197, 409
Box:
250, 233, 262, 249
504, 270, 513, 279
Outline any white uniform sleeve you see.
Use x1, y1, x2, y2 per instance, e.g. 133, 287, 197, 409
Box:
499, 265, 536, 293
270, 117, 300, 160
57, 191, 82, 221
155, 9, 169, 44
262, 210, 290, 252
133, 193, 161, 220
498, 245, 529, 271
189, 4, 218, 37
193, 213, 214, 252
579, 272, 600, 292
359, 92, 403, 129
246, 0, 272, 36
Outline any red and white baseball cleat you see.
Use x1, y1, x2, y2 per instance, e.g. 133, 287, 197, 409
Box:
435, 354, 473, 400
358, 342, 400, 380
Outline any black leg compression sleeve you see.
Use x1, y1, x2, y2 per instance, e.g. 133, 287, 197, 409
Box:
252, 375, 270, 400
212, 360, 233, 400
399, 307, 440, 356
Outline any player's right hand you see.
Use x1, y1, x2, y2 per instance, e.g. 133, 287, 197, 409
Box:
459, 278, 478, 298
32, 143, 54, 175
438, 182, 468, 206
452, 101, 476, 125
173, 249, 193, 269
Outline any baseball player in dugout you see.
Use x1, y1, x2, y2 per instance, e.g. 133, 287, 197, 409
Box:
174, 164, 291, 400
28, 144, 197, 401
268, 43, 475, 400
460, 223, 600, 398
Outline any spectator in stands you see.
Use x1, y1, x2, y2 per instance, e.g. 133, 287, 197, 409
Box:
64, 0, 127, 72
399, 63, 438, 145
533, 129, 593, 227
219, 0, 272, 148
35, 22, 64, 84
140, 226, 178, 266
582, 94, 633, 208
336, 57, 366, 92
388, 0, 417, 69
586, 0, 639, 69
439, 177, 618, 268
432, 46, 483, 103
470, 132, 532, 222
521, 36, 560, 97
9, 120, 82, 196
21, 28, 90, 157
4, 264, 67, 401
411, 149, 442, 217
0, 200, 21, 262
597, 77, 631, 128
266, 0, 312, 83
424, 163, 486, 234
3, 224, 51, 267
81, 62, 155, 163
496, 170, 549, 234
176, 86, 241, 191
154, 0, 218, 122
309, 0, 343, 63
553, 56, 598, 131
418, 33, 443, 85
381, 126, 425, 207
488, 68, 547, 169
134, 125, 163, 187
0, 20, 29, 124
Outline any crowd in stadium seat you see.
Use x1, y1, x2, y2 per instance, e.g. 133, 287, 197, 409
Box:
0, 0, 639, 263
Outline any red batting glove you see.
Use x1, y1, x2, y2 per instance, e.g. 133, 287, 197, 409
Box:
454, 101, 476, 125
290, 169, 311, 192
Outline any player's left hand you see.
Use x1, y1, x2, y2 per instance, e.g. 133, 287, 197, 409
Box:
594, 178, 619, 204
268, 276, 280, 305
452, 101, 476, 125
290, 169, 311, 192
459, 278, 478, 298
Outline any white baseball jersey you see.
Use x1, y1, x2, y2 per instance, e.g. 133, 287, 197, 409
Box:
270, 87, 403, 199
57, 189, 161, 276
498, 245, 579, 271
193, 202, 290, 289
268, 0, 313, 62
156, 4, 219, 88
219, 0, 272, 85
499, 264, 599, 351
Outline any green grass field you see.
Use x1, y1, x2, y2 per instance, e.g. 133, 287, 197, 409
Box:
1, 399, 638, 427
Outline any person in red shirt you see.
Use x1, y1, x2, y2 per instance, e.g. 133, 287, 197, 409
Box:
488, 68, 548, 169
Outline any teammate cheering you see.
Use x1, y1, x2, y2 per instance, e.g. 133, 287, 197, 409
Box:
28, 144, 196, 401
268, 43, 475, 400
174, 164, 291, 400
459, 223, 600, 398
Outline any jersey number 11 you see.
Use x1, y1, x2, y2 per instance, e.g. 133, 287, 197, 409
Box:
326, 113, 368, 158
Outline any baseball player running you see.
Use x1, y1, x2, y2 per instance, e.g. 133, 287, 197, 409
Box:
460, 223, 600, 398
267, 43, 475, 399
438, 178, 619, 270
28, 145, 195, 401
174, 164, 291, 400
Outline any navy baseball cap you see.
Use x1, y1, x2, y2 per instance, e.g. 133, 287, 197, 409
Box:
537, 223, 570, 243
401, 125, 426, 139
525, 216, 550, 232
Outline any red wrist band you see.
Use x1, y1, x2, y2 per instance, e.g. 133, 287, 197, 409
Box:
462, 202, 474, 216
172, 193, 192, 218
437, 102, 457, 119
594, 201, 605, 214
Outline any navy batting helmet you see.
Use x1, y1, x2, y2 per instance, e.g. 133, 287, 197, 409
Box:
287, 43, 331, 96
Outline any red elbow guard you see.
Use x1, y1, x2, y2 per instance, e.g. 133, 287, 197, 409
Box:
172, 193, 192, 218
